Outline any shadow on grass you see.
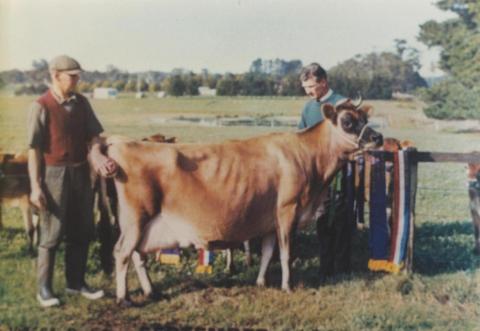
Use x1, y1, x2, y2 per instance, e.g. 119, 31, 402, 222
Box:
413, 220, 480, 275
0, 226, 25, 240
0, 227, 34, 259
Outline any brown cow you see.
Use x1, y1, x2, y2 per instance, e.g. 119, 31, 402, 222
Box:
106, 100, 382, 305
467, 161, 480, 255
0, 152, 38, 253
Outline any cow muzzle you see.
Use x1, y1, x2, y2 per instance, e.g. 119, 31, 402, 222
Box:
358, 126, 383, 149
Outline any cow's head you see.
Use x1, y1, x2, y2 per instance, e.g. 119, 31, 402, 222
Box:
322, 98, 383, 150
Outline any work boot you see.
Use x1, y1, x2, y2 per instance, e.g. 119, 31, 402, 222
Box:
65, 243, 104, 300
37, 247, 60, 307
65, 284, 104, 300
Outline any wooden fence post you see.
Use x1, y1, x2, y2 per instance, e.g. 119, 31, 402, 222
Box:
405, 148, 418, 274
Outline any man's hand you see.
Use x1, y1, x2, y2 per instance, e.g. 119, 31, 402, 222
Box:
30, 187, 46, 210
89, 135, 118, 177
90, 152, 118, 177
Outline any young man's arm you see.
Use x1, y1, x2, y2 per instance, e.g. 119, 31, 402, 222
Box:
28, 148, 46, 209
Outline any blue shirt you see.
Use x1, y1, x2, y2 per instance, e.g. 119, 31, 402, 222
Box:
298, 89, 347, 129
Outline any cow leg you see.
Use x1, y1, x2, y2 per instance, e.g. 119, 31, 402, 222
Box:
244, 240, 252, 267
0, 203, 3, 230
256, 233, 276, 287
276, 204, 297, 292
114, 203, 143, 306
131, 251, 153, 298
224, 249, 234, 274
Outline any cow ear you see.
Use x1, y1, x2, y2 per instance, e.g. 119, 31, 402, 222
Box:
359, 104, 374, 117
322, 103, 337, 122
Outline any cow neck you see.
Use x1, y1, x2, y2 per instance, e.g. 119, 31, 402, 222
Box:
299, 121, 346, 183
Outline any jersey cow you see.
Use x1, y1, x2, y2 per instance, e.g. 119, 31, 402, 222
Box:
0, 152, 38, 253
107, 100, 383, 305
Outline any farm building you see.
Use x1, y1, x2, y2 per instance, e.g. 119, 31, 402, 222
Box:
198, 86, 216, 96
93, 87, 118, 99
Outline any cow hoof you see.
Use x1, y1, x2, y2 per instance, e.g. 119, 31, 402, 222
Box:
282, 286, 292, 293
256, 279, 265, 287
116, 298, 134, 308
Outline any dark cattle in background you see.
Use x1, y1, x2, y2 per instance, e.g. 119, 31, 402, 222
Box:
0, 152, 37, 253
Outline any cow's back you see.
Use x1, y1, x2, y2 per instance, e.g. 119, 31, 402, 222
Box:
108, 133, 311, 243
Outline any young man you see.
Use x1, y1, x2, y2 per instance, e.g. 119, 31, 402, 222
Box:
298, 63, 352, 281
27, 55, 117, 307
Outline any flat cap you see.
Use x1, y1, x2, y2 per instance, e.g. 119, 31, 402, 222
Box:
49, 55, 83, 74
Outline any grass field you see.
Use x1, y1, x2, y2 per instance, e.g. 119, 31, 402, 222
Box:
0, 95, 479, 330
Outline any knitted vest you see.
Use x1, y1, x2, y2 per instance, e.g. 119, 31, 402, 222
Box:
37, 90, 88, 166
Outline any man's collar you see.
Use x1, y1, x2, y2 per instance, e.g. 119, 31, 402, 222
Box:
319, 89, 333, 102
50, 87, 77, 104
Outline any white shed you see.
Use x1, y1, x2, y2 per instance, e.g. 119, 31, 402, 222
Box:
93, 88, 118, 99
198, 86, 217, 96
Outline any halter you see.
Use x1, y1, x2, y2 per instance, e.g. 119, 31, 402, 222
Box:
356, 123, 370, 143
331, 121, 370, 149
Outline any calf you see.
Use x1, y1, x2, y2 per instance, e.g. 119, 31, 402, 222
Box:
467, 162, 480, 255
107, 100, 382, 305
0, 152, 38, 253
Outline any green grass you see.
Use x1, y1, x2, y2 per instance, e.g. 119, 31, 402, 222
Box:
1, 95, 480, 330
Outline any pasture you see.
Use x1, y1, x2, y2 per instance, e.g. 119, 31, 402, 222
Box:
0, 95, 479, 330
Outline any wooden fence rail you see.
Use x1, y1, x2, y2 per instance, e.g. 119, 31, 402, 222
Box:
363, 149, 478, 274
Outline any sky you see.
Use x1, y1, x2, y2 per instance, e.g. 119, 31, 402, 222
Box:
0, 0, 455, 77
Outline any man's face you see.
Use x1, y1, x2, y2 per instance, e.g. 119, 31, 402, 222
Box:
302, 77, 327, 100
53, 71, 80, 94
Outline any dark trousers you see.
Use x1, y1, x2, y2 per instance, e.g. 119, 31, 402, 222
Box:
38, 163, 94, 288
316, 193, 352, 279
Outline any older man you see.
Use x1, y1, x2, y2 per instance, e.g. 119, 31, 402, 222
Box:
28, 55, 117, 307
298, 63, 353, 281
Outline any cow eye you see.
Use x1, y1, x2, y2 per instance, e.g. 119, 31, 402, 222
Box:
341, 117, 354, 131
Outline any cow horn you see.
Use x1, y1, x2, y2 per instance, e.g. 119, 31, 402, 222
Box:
352, 95, 363, 108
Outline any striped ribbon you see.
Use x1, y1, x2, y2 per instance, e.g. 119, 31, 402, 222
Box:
368, 150, 414, 273
195, 248, 214, 274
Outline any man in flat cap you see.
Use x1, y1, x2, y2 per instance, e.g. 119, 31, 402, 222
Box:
27, 55, 117, 307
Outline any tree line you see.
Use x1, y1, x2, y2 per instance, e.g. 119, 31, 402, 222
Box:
2, 53, 426, 99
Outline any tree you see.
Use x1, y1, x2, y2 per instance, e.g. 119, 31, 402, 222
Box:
418, 0, 480, 118
101, 80, 112, 88
277, 74, 303, 96
113, 80, 126, 92
239, 72, 275, 96
77, 81, 92, 93
328, 49, 427, 99
124, 80, 137, 92
163, 75, 186, 96
184, 73, 201, 95
148, 82, 160, 93
216, 74, 240, 96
